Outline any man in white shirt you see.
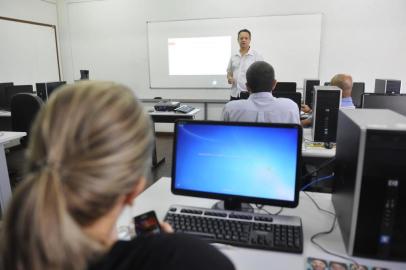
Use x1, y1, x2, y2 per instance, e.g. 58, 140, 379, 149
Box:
222, 61, 300, 124
330, 74, 355, 108
227, 29, 263, 100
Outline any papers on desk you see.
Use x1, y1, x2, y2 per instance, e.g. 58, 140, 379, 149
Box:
306, 257, 389, 270
304, 142, 336, 149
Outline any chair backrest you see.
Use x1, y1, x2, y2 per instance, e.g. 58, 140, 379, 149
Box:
10, 93, 43, 143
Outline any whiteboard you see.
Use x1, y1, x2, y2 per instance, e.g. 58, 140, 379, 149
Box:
0, 17, 60, 86
148, 14, 322, 89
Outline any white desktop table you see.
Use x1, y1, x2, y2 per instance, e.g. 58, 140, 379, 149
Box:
0, 110, 11, 117
117, 177, 405, 270
0, 131, 26, 215
148, 108, 200, 123
148, 109, 200, 167
302, 128, 336, 158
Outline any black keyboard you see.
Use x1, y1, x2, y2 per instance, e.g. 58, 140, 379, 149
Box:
174, 105, 194, 113
164, 205, 303, 253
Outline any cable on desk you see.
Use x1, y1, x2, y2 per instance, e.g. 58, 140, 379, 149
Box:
255, 204, 283, 215
305, 192, 360, 267
302, 158, 336, 180
301, 174, 334, 191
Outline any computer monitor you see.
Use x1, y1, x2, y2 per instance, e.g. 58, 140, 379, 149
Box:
4, 85, 34, 110
273, 82, 296, 93
303, 79, 320, 109
361, 93, 406, 116
171, 120, 302, 211
36, 81, 66, 101
273, 92, 302, 110
0, 82, 14, 109
351, 82, 365, 108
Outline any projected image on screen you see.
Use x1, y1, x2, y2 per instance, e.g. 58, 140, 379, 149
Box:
168, 36, 231, 76
174, 123, 299, 202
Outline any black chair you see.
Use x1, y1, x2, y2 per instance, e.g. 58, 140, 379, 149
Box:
10, 93, 43, 146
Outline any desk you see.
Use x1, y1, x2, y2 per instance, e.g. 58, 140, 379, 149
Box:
0, 110, 11, 117
149, 109, 200, 167
0, 131, 26, 215
0, 110, 12, 131
142, 99, 227, 120
117, 177, 405, 270
302, 128, 335, 158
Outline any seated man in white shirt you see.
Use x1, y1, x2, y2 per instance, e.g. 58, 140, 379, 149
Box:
222, 61, 300, 124
330, 74, 355, 108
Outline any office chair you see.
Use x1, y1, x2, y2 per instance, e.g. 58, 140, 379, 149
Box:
10, 93, 44, 146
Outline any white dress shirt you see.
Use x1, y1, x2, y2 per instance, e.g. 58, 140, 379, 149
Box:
222, 92, 300, 124
227, 48, 263, 98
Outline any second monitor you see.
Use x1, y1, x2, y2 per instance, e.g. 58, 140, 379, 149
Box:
171, 120, 302, 211
36, 81, 66, 101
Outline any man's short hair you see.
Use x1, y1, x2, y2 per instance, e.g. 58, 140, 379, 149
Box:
246, 61, 275, 93
238, 29, 251, 39
330, 74, 353, 93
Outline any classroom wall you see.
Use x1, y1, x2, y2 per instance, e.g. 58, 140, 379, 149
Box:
0, 0, 57, 24
57, 0, 406, 100
0, 0, 59, 84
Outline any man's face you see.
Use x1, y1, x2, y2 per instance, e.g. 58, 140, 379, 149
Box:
238, 31, 251, 49
330, 263, 347, 270
311, 259, 327, 270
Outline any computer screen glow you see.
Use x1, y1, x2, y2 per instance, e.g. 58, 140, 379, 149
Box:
173, 123, 299, 202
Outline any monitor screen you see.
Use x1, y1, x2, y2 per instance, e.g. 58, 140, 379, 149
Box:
273, 82, 297, 93
36, 81, 66, 101
351, 82, 365, 108
304, 79, 320, 108
362, 93, 406, 116
171, 120, 302, 209
4, 85, 34, 110
0, 82, 14, 109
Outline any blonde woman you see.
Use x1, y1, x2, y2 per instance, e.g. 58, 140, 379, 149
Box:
0, 82, 234, 270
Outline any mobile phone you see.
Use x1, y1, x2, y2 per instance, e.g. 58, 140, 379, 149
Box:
133, 211, 161, 237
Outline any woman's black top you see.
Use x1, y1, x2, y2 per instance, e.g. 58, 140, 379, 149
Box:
88, 233, 235, 270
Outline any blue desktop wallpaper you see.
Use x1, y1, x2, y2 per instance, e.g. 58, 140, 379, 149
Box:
174, 123, 299, 202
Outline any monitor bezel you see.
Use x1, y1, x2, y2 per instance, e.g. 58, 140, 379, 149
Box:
361, 93, 406, 108
171, 120, 303, 208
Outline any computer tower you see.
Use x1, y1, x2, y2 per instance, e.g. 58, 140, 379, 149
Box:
311, 86, 341, 142
375, 79, 401, 94
333, 109, 406, 261
303, 79, 320, 108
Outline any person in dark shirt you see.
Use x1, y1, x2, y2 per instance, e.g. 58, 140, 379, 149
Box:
0, 81, 234, 270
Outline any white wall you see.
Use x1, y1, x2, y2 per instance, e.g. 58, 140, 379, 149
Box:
0, 0, 59, 84
58, 0, 406, 99
0, 0, 57, 24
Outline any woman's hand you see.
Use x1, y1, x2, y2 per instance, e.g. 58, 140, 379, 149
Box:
160, 222, 174, 233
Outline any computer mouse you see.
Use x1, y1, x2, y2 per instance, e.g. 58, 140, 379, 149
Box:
324, 142, 333, 149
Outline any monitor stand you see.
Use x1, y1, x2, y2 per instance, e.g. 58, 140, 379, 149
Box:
212, 198, 254, 213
